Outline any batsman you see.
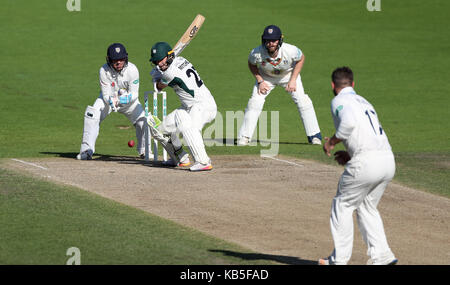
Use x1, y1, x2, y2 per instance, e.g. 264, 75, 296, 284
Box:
147, 42, 217, 171
76, 43, 151, 160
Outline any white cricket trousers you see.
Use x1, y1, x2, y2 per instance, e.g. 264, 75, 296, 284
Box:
80, 94, 147, 155
238, 74, 321, 141
160, 95, 217, 164
329, 150, 396, 265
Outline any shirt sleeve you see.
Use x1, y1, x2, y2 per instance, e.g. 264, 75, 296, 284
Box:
248, 46, 261, 65
161, 69, 174, 85
128, 65, 140, 103
332, 98, 356, 140
291, 45, 303, 62
99, 66, 114, 104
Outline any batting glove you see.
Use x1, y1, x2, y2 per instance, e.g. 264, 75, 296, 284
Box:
147, 115, 162, 128
150, 68, 162, 82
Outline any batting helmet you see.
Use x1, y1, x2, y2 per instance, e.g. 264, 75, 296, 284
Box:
149, 42, 175, 65
261, 25, 283, 50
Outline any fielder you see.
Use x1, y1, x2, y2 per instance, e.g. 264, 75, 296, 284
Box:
76, 43, 151, 160
319, 67, 397, 265
237, 25, 322, 145
147, 42, 217, 172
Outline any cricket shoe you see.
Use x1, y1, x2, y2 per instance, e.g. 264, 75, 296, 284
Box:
189, 160, 213, 172
76, 149, 93, 160
318, 257, 331, 265
237, 136, 250, 146
311, 137, 322, 145
162, 150, 191, 167
366, 257, 398, 265
139, 154, 154, 160
139, 151, 153, 160
308, 133, 323, 145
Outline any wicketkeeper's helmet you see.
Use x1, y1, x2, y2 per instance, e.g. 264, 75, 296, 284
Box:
149, 42, 175, 65
261, 25, 283, 50
106, 43, 128, 66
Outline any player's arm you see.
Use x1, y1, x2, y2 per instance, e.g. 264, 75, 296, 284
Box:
323, 134, 342, 157
324, 100, 355, 157
150, 67, 165, 91
150, 67, 168, 91
286, 54, 304, 93
248, 61, 264, 85
323, 135, 350, 165
156, 80, 168, 91
119, 65, 139, 105
99, 67, 119, 110
248, 61, 269, 95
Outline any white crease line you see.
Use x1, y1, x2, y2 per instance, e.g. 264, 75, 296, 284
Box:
11, 159, 48, 170
260, 155, 304, 167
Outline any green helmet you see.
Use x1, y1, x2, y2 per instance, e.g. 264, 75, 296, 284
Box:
149, 42, 174, 64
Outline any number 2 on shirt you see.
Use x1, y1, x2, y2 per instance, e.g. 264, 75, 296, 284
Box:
186, 68, 203, 87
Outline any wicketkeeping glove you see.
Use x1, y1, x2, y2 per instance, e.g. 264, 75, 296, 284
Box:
119, 93, 132, 104
109, 96, 118, 112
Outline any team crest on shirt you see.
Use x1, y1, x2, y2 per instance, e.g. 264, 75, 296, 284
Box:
335, 105, 343, 117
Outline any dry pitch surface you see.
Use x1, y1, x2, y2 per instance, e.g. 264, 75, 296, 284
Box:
4, 155, 450, 265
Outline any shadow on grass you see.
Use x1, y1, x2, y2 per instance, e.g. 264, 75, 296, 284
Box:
203, 138, 310, 146
39, 151, 186, 170
209, 249, 317, 265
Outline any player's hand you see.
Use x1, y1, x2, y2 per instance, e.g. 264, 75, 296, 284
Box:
334, 151, 351, 165
323, 137, 334, 156
151, 68, 162, 82
119, 93, 132, 105
258, 81, 270, 95
285, 80, 296, 93
109, 96, 118, 111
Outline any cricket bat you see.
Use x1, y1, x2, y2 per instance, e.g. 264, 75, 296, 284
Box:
172, 14, 205, 56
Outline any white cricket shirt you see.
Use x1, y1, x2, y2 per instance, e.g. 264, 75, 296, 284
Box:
248, 43, 303, 81
99, 62, 140, 104
160, 56, 213, 109
331, 87, 392, 157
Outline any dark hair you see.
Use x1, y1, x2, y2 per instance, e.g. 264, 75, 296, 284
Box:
331, 66, 353, 88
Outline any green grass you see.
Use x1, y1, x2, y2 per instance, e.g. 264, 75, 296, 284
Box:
0, 167, 276, 265
0, 0, 449, 264
0, 0, 448, 197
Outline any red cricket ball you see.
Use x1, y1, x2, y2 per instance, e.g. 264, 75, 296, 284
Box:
128, 140, 135, 148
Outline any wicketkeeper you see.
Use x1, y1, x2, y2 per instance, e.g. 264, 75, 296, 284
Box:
76, 43, 151, 160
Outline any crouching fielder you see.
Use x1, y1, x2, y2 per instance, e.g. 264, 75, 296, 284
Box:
77, 43, 151, 160
148, 42, 217, 172
238, 25, 322, 145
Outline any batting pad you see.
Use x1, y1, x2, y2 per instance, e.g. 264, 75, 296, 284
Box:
80, 105, 101, 154
146, 116, 179, 163
134, 117, 150, 155
182, 128, 209, 164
